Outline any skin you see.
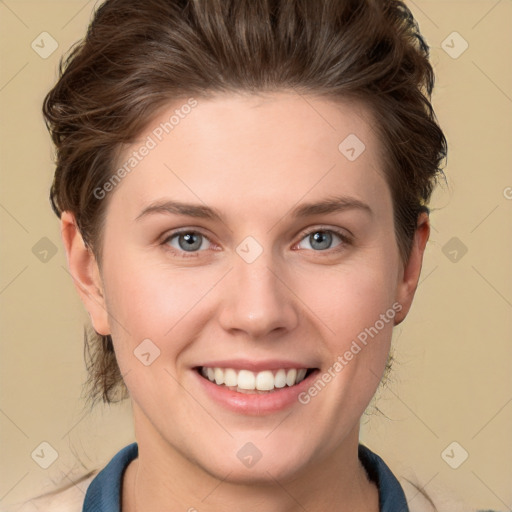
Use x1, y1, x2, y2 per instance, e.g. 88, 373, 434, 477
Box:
61, 92, 429, 512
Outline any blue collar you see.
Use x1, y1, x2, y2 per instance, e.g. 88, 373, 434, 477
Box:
83, 442, 409, 511
358, 444, 409, 512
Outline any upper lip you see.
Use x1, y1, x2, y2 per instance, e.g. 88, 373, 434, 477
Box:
196, 359, 317, 372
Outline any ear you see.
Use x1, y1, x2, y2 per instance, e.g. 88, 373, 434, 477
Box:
60, 211, 111, 335
394, 212, 430, 326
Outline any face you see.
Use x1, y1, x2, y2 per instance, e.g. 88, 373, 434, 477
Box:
71, 92, 426, 484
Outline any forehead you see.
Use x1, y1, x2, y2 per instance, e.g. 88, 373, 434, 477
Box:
109, 92, 389, 218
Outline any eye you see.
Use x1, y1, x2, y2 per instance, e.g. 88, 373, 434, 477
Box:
161, 226, 352, 258
296, 227, 351, 252
163, 230, 213, 257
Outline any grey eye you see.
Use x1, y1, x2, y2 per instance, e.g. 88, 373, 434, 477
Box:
297, 230, 343, 251
167, 231, 210, 252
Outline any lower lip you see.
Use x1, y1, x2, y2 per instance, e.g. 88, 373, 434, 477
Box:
193, 369, 319, 415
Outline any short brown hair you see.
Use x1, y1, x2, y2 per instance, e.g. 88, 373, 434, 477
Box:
43, 0, 447, 405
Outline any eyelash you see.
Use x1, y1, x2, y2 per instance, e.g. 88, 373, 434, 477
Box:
161, 226, 353, 259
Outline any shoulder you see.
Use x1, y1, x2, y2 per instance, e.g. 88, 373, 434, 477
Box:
400, 475, 500, 512
1, 471, 97, 512
2, 443, 138, 512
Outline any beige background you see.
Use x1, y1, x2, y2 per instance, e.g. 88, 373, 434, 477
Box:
0, 0, 511, 510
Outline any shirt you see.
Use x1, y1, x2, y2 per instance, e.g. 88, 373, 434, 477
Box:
82, 442, 410, 512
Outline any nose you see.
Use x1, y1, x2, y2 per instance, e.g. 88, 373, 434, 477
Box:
218, 253, 299, 340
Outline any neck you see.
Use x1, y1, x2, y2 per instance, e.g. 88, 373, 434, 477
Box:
122, 413, 379, 512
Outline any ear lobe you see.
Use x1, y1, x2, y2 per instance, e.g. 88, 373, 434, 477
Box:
60, 211, 111, 335
394, 212, 430, 326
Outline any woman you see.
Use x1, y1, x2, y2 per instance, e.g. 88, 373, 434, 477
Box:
17, 0, 471, 510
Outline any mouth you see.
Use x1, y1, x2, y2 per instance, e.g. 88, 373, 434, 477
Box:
195, 366, 317, 394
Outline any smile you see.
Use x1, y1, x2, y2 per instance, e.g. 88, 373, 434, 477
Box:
197, 366, 314, 393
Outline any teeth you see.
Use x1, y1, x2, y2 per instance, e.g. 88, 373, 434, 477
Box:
274, 369, 287, 388
285, 368, 297, 386
297, 368, 307, 382
256, 370, 274, 391
238, 370, 256, 390
200, 366, 310, 392
214, 367, 224, 385
224, 368, 238, 387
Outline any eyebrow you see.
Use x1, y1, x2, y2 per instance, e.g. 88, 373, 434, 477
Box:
135, 195, 373, 222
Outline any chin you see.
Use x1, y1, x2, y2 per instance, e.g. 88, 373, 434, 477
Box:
186, 434, 314, 485
203, 454, 307, 486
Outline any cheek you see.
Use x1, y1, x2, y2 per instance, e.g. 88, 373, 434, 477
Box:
102, 231, 400, 365
102, 254, 221, 362
294, 256, 399, 340
292, 252, 399, 409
